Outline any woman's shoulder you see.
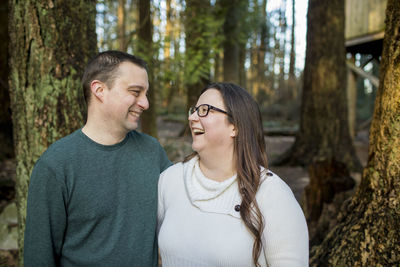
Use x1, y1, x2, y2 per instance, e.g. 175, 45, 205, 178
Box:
260, 169, 292, 189
161, 161, 185, 175
257, 169, 298, 205
159, 162, 185, 187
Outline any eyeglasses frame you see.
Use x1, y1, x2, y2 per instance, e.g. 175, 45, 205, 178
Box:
188, 104, 231, 118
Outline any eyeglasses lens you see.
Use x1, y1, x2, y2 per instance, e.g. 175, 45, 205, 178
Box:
198, 105, 209, 117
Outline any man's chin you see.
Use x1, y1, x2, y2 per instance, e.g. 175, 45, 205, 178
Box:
125, 122, 139, 132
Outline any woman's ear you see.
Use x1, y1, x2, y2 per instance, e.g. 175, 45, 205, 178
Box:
90, 80, 105, 102
230, 126, 237, 138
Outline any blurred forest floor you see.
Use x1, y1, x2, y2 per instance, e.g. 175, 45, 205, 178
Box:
0, 117, 370, 266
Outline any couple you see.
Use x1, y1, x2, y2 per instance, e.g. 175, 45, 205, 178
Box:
24, 50, 308, 267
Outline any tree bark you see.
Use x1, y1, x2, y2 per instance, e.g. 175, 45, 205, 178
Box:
278, 1, 287, 98
347, 55, 357, 139
222, 0, 247, 84
0, 0, 13, 160
118, 0, 127, 51
287, 0, 297, 100
161, 0, 173, 109
310, 0, 400, 265
8, 0, 97, 264
274, 0, 361, 172
137, 0, 158, 138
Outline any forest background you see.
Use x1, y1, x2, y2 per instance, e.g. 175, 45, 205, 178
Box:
0, 0, 399, 266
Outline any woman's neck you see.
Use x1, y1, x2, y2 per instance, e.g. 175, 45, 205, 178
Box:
198, 152, 236, 182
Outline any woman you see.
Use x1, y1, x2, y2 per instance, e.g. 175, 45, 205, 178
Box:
158, 83, 308, 266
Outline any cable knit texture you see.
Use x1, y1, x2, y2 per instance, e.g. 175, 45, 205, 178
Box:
185, 157, 242, 218
158, 156, 309, 267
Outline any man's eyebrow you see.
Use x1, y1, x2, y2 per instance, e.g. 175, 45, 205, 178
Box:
127, 85, 146, 90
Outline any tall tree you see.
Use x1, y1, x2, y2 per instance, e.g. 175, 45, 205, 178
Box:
274, 0, 361, 170
221, 0, 248, 84
0, 0, 13, 160
287, 0, 297, 100
8, 0, 97, 264
310, 0, 400, 264
257, 0, 268, 90
277, 0, 287, 95
117, 0, 127, 51
184, 0, 212, 113
250, 0, 268, 97
137, 0, 158, 138
161, 0, 176, 110
273, 0, 362, 242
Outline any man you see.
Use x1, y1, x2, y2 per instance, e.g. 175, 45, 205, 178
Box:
24, 51, 171, 266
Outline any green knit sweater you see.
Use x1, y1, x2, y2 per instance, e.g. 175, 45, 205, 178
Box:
24, 129, 171, 267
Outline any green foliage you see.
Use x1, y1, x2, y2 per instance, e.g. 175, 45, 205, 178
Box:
183, 1, 224, 86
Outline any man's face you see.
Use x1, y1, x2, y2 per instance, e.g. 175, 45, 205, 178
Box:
102, 62, 149, 133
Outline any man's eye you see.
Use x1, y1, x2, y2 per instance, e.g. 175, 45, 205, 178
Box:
130, 90, 140, 96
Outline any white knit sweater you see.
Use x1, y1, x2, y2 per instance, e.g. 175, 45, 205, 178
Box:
158, 156, 309, 267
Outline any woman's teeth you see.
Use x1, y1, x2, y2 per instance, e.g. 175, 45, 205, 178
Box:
193, 129, 205, 135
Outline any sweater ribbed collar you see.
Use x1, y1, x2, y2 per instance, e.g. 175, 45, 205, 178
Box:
184, 156, 242, 218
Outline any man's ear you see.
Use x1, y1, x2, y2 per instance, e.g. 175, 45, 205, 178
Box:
90, 80, 105, 102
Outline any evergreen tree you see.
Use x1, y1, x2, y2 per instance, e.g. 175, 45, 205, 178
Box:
8, 0, 97, 263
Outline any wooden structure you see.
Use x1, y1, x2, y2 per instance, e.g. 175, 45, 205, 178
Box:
345, 0, 387, 137
345, 0, 387, 57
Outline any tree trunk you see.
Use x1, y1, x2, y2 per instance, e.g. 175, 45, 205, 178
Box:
255, 0, 268, 98
184, 0, 211, 112
161, 0, 173, 109
222, 0, 247, 84
8, 0, 97, 264
310, 0, 400, 265
0, 0, 13, 160
238, 42, 247, 88
274, 0, 361, 171
278, 1, 287, 99
287, 0, 297, 100
137, 0, 158, 138
118, 0, 127, 51
273, 0, 361, 243
347, 55, 357, 139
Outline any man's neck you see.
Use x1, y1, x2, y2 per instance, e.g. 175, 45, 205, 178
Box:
82, 121, 127, 146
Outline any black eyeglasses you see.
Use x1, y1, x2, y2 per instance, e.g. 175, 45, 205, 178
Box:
188, 104, 231, 117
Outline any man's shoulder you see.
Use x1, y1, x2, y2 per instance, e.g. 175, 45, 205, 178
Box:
39, 129, 82, 161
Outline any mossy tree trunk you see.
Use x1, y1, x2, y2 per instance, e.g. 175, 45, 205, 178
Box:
0, 0, 13, 160
8, 0, 97, 264
310, 0, 400, 265
137, 0, 158, 138
275, 0, 361, 171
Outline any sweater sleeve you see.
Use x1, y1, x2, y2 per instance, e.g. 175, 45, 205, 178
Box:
259, 174, 309, 267
157, 169, 168, 235
158, 142, 172, 173
24, 160, 68, 267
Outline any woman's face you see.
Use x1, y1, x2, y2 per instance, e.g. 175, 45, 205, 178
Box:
188, 89, 235, 155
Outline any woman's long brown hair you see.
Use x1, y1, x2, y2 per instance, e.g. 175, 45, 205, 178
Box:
187, 82, 269, 266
